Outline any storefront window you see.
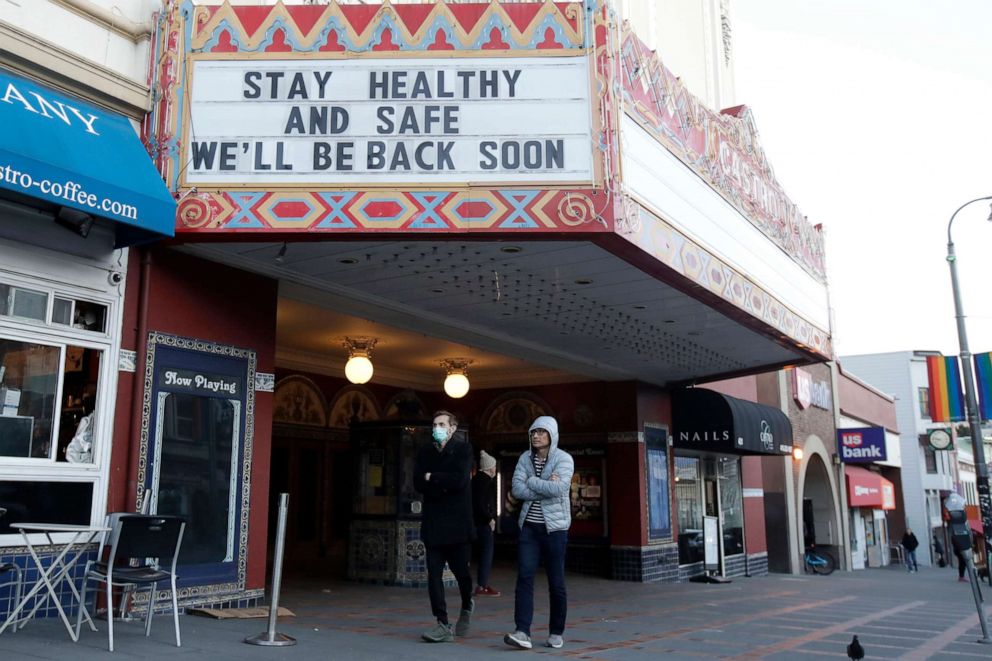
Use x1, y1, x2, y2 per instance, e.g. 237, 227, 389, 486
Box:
720, 458, 744, 556
0, 338, 101, 462
675, 456, 703, 564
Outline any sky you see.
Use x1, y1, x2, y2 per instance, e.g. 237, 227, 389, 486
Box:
733, 1, 992, 359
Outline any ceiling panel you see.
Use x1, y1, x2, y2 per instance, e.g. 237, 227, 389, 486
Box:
185, 239, 807, 387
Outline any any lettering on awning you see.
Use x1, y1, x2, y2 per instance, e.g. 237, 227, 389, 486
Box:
672, 388, 793, 456
0, 68, 175, 246
845, 465, 896, 510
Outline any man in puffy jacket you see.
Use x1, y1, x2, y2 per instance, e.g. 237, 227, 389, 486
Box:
504, 416, 574, 650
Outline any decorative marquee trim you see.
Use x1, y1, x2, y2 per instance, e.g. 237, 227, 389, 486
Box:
188, 0, 585, 53
619, 25, 826, 281
176, 188, 610, 233
624, 203, 832, 358
146, 1, 617, 234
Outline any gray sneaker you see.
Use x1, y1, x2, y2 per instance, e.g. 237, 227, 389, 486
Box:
455, 598, 474, 636
546, 634, 564, 649
422, 621, 454, 643
504, 630, 533, 649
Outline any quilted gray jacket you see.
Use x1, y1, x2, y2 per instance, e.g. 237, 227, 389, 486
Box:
511, 416, 574, 532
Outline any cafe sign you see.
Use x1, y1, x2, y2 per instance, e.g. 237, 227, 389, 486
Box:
184, 56, 593, 186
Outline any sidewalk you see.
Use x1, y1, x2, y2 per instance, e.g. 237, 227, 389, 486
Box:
2, 564, 990, 659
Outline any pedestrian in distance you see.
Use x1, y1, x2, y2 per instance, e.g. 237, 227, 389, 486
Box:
901, 528, 919, 572
954, 546, 968, 582
473, 450, 501, 597
414, 410, 475, 643
933, 537, 946, 567
504, 415, 574, 651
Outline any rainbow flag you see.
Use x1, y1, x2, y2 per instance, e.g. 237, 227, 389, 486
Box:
927, 355, 965, 422
974, 352, 992, 421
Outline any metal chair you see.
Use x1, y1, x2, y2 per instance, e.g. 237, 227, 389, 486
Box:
0, 506, 23, 633
74, 515, 185, 652
0, 561, 23, 633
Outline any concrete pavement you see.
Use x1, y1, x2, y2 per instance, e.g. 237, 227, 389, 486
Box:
2, 564, 990, 659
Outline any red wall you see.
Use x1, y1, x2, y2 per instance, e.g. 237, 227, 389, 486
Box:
110, 248, 278, 590
838, 363, 898, 431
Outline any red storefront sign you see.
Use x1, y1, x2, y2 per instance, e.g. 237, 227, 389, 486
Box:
845, 465, 896, 510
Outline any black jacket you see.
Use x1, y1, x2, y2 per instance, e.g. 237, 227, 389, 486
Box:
901, 532, 919, 552
472, 471, 497, 526
413, 435, 474, 546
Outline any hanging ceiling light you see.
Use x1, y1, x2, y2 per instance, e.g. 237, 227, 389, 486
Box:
343, 336, 377, 384
441, 358, 473, 399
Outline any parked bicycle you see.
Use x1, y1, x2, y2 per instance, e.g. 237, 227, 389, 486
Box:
804, 545, 836, 575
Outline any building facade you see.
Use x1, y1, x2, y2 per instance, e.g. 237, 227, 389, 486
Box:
841, 351, 957, 567
836, 363, 901, 570
0, 0, 175, 613
1, 0, 833, 614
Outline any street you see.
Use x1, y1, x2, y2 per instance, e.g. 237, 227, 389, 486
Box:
2, 563, 990, 659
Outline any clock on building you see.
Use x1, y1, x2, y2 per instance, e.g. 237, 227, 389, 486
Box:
928, 428, 952, 451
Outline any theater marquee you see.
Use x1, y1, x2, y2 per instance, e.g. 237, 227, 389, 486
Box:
184, 56, 593, 186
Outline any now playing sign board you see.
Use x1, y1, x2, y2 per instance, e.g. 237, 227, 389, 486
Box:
838, 426, 886, 464
185, 56, 593, 186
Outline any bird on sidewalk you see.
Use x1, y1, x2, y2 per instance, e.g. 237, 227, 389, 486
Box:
847, 634, 865, 660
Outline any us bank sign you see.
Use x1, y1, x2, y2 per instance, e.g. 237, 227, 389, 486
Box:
185, 57, 593, 186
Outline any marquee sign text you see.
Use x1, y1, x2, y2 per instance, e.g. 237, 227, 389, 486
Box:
186, 57, 593, 185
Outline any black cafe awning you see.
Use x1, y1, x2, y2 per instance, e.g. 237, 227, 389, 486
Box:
672, 388, 793, 456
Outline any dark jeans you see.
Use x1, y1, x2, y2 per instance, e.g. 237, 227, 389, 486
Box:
475, 523, 494, 587
514, 521, 567, 636
955, 548, 967, 578
425, 542, 473, 624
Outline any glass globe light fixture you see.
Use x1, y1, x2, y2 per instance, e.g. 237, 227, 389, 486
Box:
441, 358, 473, 398
343, 337, 377, 385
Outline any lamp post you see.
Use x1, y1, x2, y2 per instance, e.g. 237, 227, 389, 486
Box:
946, 195, 992, 580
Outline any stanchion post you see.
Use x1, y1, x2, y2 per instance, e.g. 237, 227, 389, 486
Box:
245, 492, 296, 646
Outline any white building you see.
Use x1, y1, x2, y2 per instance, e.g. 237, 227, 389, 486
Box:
840, 351, 957, 566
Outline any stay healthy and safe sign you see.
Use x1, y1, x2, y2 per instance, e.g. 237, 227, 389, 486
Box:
184, 57, 593, 186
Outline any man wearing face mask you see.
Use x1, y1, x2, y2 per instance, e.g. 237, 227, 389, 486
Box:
414, 410, 475, 643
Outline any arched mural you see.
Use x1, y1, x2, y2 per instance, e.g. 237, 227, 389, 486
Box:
480, 391, 554, 434
273, 375, 328, 426
328, 385, 381, 428
383, 389, 428, 420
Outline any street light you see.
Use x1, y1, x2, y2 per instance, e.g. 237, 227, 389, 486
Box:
946, 194, 992, 582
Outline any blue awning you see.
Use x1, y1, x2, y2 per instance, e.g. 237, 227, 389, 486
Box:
0, 68, 175, 246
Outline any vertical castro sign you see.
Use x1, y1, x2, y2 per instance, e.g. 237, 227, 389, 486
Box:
185, 57, 593, 185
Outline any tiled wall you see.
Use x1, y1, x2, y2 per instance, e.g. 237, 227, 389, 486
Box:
745, 552, 769, 577
348, 519, 453, 587
0, 546, 95, 625
608, 546, 768, 583
610, 544, 680, 583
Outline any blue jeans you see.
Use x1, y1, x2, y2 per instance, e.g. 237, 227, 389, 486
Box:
514, 522, 568, 636
905, 549, 918, 571
475, 523, 494, 587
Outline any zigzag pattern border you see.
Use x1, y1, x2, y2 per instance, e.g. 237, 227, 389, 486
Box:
190, 0, 585, 53
176, 188, 609, 232
628, 203, 832, 358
